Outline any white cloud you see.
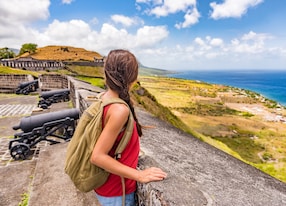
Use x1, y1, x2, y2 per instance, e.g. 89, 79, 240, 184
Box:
192, 32, 271, 56
0, 0, 169, 55
210, 0, 264, 19
35, 19, 168, 56
136, 0, 152, 4
230, 31, 272, 53
95, 24, 132, 50
136, 0, 151, 3
111, 15, 143, 27
194, 36, 222, 51
175, 7, 200, 29
0, 0, 285, 70
44, 19, 92, 40
0, 0, 50, 48
241, 31, 271, 42
136, 0, 162, 5
135, 25, 169, 47
90, 24, 169, 52
136, 31, 283, 70
62, 0, 73, 4
210, 38, 224, 47
138, 0, 199, 29
0, 0, 50, 23
149, 0, 197, 17
194, 37, 205, 46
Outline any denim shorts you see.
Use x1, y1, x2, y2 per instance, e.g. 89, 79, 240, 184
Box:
95, 192, 136, 206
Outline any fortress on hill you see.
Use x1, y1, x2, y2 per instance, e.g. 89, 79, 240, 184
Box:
0, 56, 104, 71
0, 73, 286, 205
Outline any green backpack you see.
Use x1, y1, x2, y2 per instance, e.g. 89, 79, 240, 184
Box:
64, 93, 134, 192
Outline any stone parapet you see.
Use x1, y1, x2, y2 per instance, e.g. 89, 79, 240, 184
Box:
0, 74, 34, 93
39, 74, 68, 91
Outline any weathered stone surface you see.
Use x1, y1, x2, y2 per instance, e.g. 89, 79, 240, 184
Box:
28, 143, 99, 206
136, 107, 286, 205
0, 161, 36, 206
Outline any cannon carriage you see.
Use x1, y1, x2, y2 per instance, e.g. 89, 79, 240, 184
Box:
38, 88, 70, 109
9, 108, 80, 160
15, 80, 39, 95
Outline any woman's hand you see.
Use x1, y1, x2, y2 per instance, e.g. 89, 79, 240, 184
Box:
137, 167, 167, 183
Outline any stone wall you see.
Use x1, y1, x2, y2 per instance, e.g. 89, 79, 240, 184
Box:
0, 74, 34, 93
67, 77, 104, 113
63, 61, 104, 67
1, 57, 64, 71
0, 74, 68, 93
39, 74, 68, 91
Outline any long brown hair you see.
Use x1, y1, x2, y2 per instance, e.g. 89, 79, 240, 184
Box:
104, 49, 142, 136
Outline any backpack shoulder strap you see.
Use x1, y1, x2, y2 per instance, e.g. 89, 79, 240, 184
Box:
114, 110, 134, 159
99, 95, 134, 159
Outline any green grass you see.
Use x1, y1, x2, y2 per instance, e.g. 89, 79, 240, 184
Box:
139, 75, 286, 183
213, 136, 264, 163
175, 103, 238, 116
131, 84, 191, 133
138, 66, 173, 76
0, 66, 39, 77
254, 163, 286, 183
18, 192, 29, 206
67, 65, 104, 77
76, 76, 105, 88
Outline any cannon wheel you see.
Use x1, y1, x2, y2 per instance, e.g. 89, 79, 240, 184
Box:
10, 143, 30, 160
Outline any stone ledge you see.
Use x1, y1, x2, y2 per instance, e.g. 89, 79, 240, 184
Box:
136, 107, 286, 205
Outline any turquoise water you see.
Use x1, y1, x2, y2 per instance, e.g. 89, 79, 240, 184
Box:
167, 70, 286, 106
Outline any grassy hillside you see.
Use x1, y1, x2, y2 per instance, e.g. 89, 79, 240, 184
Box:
17, 45, 169, 76
138, 64, 174, 76
0, 66, 40, 77
20, 45, 102, 61
139, 76, 286, 183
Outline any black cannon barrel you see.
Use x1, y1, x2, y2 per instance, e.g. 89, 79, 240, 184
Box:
15, 108, 80, 133
18, 80, 39, 89
40, 89, 70, 99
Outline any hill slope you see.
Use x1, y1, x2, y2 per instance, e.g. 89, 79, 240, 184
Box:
21, 45, 103, 61
19, 45, 171, 76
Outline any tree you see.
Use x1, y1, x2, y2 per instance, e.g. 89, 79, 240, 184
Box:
0, 47, 16, 59
19, 43, 38, 55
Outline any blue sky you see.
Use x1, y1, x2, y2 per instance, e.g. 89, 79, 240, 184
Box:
1, 0, 286, 71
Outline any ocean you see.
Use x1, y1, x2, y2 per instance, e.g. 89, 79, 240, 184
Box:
167, 70, 286, 107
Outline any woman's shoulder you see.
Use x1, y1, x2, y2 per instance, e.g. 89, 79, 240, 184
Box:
106, 102, 129, 119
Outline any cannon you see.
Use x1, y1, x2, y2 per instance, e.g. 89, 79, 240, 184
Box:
9, 108, 80, 160
15, 80, 39, 95
38, 88, 70, 109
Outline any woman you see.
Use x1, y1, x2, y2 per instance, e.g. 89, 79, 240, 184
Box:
90, 49, 167, 206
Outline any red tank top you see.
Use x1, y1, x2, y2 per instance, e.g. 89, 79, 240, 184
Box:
95, 104, 140, 196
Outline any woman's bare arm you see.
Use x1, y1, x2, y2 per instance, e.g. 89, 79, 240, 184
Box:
90, 103, 167, 182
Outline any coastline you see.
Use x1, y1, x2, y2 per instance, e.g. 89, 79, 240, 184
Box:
139, 75, 286, 183
167, 70, 286, 107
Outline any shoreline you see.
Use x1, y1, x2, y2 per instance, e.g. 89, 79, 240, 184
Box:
166, 70, 286, 107
139, 75, 286, 183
